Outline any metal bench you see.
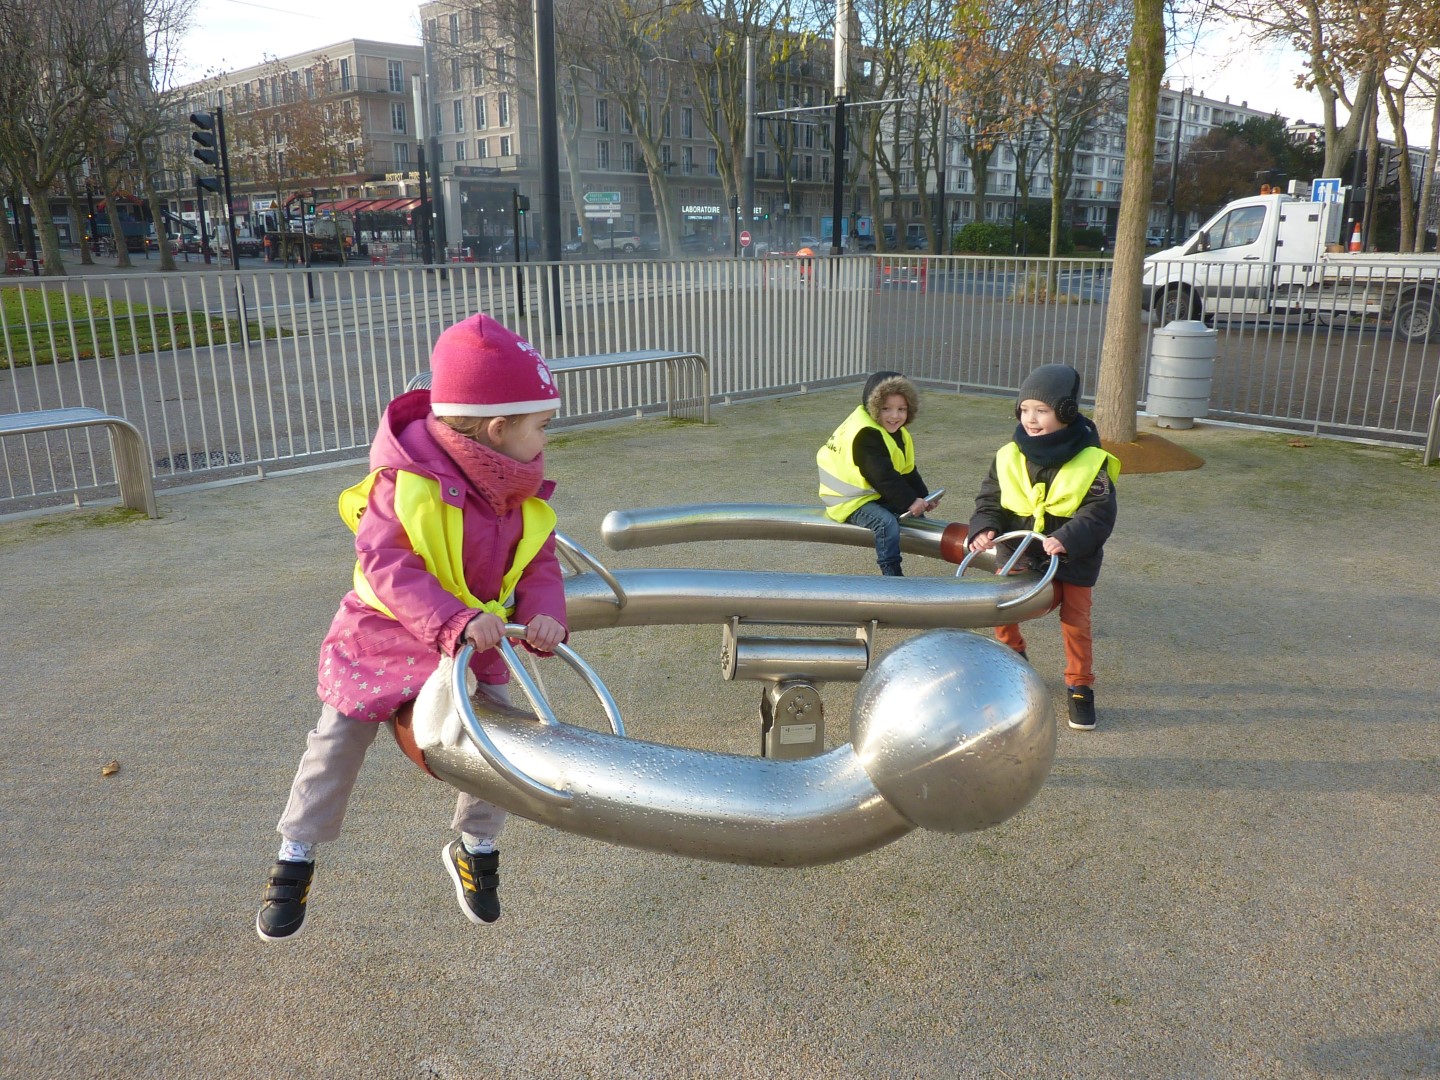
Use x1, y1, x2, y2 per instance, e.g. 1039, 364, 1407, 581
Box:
0, 408, 157, 518
406, 348, 711, 423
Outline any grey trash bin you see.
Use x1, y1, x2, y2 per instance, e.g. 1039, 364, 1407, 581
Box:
1148, 320, 1218, 429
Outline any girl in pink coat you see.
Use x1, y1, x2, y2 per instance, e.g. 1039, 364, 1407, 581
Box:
257, 313, 568, 941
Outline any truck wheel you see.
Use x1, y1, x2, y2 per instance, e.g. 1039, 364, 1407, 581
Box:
1391, 292, 1438, 343
1158, 286, 1198, 325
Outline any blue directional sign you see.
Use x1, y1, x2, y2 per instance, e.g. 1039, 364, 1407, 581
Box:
1311, 178, 1343, 203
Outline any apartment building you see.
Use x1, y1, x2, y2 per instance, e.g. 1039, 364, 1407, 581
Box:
890, 87, 1276, 248
415, 1, 854, 251
175, 40, 424, 233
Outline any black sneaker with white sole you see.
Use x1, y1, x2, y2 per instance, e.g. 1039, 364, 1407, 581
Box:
1067, 686, 1097, 730
256, 859, 315, 942
443, 840, 500, 924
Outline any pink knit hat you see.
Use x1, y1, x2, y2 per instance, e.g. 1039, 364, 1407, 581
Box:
428, 313, 562, 417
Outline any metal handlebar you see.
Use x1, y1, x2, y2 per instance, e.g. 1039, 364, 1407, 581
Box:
554, 531, 627, 608
452, 626, 626, 806
954, 530, 1059, 611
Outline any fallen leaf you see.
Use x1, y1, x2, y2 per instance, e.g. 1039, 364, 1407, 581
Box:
101, 760, 120, 777
1287, 439, 1311, 448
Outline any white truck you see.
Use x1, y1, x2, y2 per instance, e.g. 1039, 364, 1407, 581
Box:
1142, 192, 1440, 343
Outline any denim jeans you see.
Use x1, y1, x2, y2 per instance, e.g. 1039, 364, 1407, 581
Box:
848, 501, 902, 574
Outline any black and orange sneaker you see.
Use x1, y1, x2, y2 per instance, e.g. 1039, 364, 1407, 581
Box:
443, 840, 500, 924
255, 859, 315, 942
1067, 686, 1097, 731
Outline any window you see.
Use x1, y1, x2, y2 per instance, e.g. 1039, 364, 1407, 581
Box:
472, 60, 484, 87
455, 141, 465, 161
707, 147, 718, 176
396, 142, 410, 167
499, 134, 512, 156
661, 109, 670, 137
450, 57, 460, 89
448, 12, 459, 43
1207, 205, 1266, 250
494, 49, 508, 77
804, 124, 814, 149
454, 100, 464, 132
621, 111, 633, 134
595, 99, 608, 131
391, 102, 407, 133
339, 58, 351, 90
757, 150, 766, 177
433, 102, 442, 134
388, 60, 405, 94
597, 140, 610, 169
477, 137, 488, 158
681, 107, 693, 138
623, 142, 634, 171
475, 97, 487, 128
682, 146, 693, 174
304, 68, 314, 96
498, 93, 510, 126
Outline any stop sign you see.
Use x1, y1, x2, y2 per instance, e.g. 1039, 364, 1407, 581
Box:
739, 230, 752, 248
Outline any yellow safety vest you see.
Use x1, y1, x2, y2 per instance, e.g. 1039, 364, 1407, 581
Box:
338, 468, 556, 621
817, 405, 916, 522
995, 443, 1120, 533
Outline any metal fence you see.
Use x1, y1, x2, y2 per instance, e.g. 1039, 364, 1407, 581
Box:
2, 253, 1436, 516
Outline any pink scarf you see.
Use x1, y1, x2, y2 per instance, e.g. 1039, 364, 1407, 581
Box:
425, 414, 545, 515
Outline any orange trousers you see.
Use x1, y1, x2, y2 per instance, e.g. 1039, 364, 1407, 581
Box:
995, 580, 1095, 688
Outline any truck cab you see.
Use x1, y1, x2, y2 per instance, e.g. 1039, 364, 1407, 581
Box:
1142, 191, 1439, 341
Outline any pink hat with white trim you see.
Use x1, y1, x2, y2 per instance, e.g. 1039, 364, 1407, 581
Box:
428, 313, 561, 417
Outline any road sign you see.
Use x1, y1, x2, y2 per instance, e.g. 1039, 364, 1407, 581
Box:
739, 230, 752, 248
1311, 178, 1343, 203
584, 191, 621, 204
584, 208, 620, 219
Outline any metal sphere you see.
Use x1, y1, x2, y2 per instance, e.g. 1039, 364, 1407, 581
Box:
851, 630, 1056, 834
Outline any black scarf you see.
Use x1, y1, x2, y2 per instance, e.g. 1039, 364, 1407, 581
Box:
1013, 415, 1101, 468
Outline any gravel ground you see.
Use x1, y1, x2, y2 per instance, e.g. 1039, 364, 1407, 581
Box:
2, 388, 1437, 1080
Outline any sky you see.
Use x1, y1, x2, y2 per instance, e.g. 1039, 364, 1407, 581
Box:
177, 0, 1332, 130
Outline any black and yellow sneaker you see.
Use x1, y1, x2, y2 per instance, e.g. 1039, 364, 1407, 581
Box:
443, 840, 500, 924
1067, 686, 1097, 731
255, 859, 315, 942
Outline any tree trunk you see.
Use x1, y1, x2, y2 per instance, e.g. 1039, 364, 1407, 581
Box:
1093, 0, 1165, 444
1416, 92, 1440, 252
24, 182, 67, 276
65, 173, 93, 266
146, 181, 176, 272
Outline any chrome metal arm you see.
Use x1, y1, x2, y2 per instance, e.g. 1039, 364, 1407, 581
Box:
452, 629, 627, 806
955, 530, 1059, 611
554, 531, 627, 608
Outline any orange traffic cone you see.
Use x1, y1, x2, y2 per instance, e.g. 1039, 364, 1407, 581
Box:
1348, 222, 1362, 252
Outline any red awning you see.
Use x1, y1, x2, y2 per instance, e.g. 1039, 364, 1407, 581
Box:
326, 199, 368, 213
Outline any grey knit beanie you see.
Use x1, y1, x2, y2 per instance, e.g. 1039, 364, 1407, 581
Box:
1016, 364, 1082, 420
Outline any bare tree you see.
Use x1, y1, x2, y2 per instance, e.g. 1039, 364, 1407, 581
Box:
0, 0, 142, 275
1094, 0, 1166, 443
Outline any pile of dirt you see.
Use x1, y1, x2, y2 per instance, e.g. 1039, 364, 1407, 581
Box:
1101, 429, 1205, 474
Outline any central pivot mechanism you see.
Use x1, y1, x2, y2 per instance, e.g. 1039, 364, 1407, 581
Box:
720, 618, 875, 759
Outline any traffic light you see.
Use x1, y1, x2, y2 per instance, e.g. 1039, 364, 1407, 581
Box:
516, 194, 530, 215
197, 176, 222, 193
190, 112, 220, 168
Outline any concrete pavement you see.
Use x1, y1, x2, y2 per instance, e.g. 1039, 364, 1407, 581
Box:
1, 388, 1437, 1079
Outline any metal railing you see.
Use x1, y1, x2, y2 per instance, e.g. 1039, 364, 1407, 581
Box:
2, 253, 1436, 516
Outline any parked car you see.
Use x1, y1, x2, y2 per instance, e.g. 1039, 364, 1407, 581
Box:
639, 232, 662, 252
796, 234, 822, 249
847, 234, 876, 252
590, 232, 643, 253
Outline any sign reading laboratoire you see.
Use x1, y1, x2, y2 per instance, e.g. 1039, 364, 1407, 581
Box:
583, 190, 622, 218
1311, 178, 1344, 203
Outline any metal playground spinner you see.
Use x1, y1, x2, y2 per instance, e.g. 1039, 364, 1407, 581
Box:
394, 504, 1060, 867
